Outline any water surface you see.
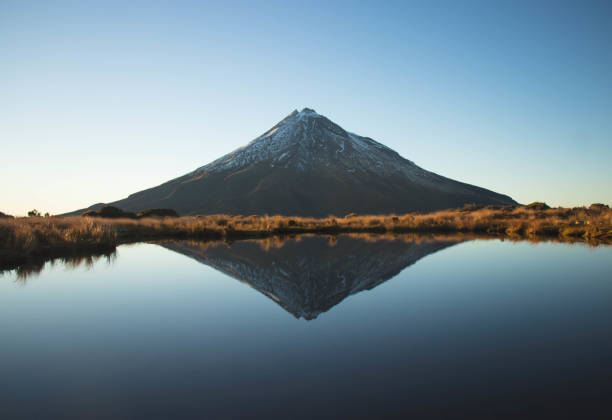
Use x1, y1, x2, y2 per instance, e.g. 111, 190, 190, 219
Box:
1, 236, 612, 419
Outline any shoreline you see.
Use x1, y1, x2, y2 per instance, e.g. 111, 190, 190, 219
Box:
1, 206, 611, 272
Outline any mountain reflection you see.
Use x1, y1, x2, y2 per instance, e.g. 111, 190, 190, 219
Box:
2, 234, 462, 317
161, 234, 462, 320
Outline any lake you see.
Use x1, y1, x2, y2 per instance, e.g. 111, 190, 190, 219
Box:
1, 235, 612, 419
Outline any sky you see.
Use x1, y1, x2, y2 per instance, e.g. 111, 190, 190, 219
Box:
1, 0, 611, 216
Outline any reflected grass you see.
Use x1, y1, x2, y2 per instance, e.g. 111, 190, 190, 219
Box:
2, 250, 116, 283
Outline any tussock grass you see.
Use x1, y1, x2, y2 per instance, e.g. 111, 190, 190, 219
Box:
0, 217, 117, 269
1, 204, 611, 271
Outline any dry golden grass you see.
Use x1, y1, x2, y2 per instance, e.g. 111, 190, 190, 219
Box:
1, 205, 611, 270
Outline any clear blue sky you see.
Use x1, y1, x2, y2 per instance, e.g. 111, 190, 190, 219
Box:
1, 0, 610, 216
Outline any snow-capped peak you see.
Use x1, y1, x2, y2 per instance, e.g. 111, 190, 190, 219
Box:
191, 107, 416, 176
298, 107, 319, 116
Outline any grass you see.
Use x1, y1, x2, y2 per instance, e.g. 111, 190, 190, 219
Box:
1, 204, 611, 271
0, 217, 117, 270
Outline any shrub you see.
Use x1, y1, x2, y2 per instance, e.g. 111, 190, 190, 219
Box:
81, 210, 98, 217
525, 202, 550, 211
589, 203, 610, 212
98, 206, 137, 219
461, 203, 484, 211
137, 208, 179, 218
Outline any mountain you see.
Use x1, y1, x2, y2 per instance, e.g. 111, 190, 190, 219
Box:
161, 235, 461, 320
73, 108, 516, 216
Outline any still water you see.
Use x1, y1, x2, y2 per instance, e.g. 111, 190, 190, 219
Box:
1, 236, 612, 419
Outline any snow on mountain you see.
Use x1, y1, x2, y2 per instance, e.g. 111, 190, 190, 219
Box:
192, 108, 417, 176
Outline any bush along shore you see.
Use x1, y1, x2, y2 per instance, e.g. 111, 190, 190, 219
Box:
1, 203, 611, 271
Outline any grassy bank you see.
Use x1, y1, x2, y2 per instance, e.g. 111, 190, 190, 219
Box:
1, 205, 611, 271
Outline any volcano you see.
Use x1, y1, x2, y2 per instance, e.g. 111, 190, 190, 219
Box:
75, 108, 516, 216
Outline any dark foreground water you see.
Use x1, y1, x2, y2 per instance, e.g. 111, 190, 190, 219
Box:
1, 236, 612, 419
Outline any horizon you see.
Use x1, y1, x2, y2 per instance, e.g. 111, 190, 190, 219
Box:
2, 1, 611, 216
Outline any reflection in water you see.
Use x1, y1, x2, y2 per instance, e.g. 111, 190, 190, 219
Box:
4, 233, 602, 284
161, 234, 461, 320
2, 237, 612, 419
2, 250, 116, 283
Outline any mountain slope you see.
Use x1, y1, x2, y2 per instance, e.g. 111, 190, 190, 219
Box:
73, 108, 516, 216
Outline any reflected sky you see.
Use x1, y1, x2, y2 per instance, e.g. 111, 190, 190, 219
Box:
1, 238, 612, 419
